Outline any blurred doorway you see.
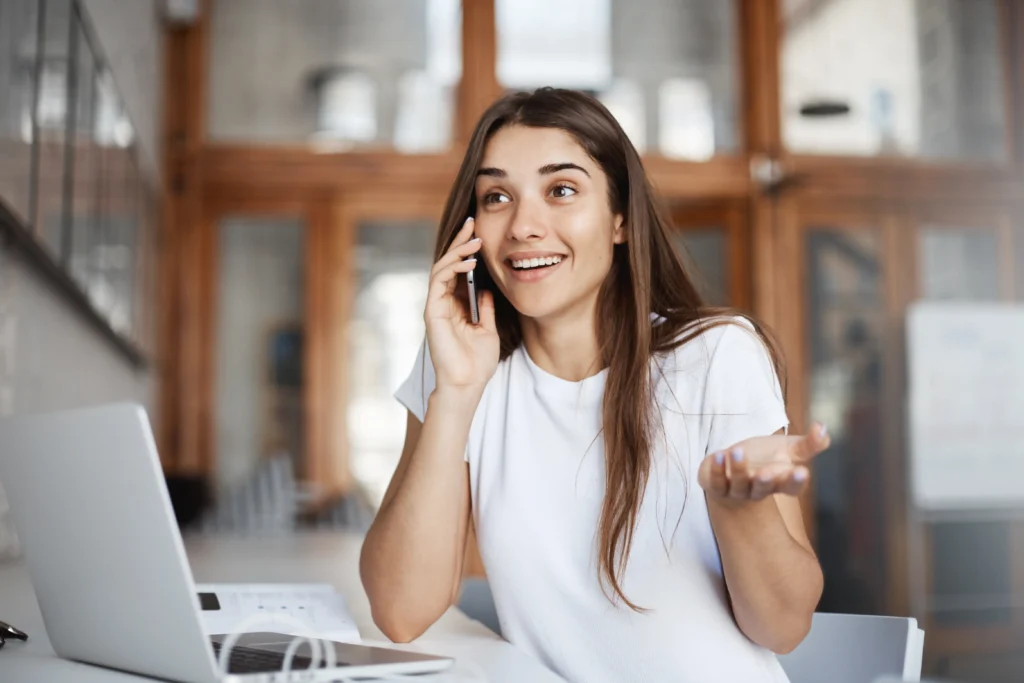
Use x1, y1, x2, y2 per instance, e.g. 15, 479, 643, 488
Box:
193, 197, 334, 520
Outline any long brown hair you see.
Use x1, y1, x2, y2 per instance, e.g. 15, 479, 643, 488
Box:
434, 88, 785, 610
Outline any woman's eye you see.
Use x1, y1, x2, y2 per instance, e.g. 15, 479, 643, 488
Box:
551, 184, 577, 199
483, 191, 510, 205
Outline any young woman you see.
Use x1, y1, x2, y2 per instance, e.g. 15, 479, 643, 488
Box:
360, 88, 828, 683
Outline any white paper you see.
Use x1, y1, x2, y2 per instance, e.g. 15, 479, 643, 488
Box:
196, 583, 361, 644
907, 302, 1024, 510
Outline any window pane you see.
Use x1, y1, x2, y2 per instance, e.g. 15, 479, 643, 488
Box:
672, 228, 728, 306
84, 68, 135, 325
805, 229, 887, 615
69, 17, 99, 286
207, 0, 461, 152
496, 0, 740, 159
33, 0, 73, 257
0, 0, 39, 222
215, 217, 306, 496
782, 0, 1007, 161
347, 220, 434, 508
108, 155, 139, 337
918, 227, 1001, 300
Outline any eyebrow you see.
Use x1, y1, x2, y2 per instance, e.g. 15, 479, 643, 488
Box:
476, 162, 591, 179
539, 162, 590, 177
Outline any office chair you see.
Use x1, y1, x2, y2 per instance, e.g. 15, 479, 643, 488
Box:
778, 612, 925, 683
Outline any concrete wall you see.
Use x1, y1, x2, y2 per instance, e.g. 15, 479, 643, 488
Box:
0, 247, 154, 560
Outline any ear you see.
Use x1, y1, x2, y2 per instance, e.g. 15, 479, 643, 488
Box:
612, 214, 627, 244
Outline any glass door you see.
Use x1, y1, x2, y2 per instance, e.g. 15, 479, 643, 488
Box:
214, 215, 307, 495
670, 200, 749, 309
777, 203, 895, 617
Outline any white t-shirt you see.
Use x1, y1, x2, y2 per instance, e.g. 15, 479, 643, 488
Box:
394, 317, 792, 683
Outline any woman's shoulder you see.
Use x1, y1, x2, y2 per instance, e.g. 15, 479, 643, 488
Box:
656, 313, 763, 367
395, 340, 517, 423
652, 313, 784, 420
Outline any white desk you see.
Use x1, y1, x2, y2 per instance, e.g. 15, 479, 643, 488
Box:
0, 531, 564, 682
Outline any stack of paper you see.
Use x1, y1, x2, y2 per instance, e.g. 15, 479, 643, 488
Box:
195, 583, 361, 644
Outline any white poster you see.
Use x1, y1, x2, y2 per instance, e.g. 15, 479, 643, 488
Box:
907, 302, 1024, 510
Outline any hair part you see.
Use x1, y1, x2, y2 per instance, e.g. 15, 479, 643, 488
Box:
434, 88, 786, 610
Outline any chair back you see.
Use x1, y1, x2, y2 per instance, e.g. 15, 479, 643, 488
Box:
779, 613, 925, 683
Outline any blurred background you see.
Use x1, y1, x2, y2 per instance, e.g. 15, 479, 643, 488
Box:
0, 0, 1022, 680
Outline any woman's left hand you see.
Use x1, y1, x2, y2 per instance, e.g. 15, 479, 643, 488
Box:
698, 423, 831, 505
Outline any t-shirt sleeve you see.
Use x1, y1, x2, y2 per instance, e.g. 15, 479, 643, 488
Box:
704, 320, 790, 455
393, 339, 436, 424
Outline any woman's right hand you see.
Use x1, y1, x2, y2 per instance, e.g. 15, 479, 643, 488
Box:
425, 217, 500, 393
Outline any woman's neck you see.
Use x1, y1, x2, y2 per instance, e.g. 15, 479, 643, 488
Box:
519, 307, 603, 382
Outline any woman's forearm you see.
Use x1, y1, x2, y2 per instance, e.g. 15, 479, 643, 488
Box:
706, 496, 823, 653
360, 388, 479, 642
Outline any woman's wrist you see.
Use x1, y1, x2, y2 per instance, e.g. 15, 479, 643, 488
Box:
428, 385, 484, 415
706, 494, 776, 518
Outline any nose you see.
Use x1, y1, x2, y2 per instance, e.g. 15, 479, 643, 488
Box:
506, 199, 547, 242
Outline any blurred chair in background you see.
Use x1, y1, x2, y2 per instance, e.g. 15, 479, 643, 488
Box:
778, 612, 925, 683
193, 451, 373, 535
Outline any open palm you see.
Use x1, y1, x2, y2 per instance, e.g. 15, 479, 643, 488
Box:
698, 423, 831, 504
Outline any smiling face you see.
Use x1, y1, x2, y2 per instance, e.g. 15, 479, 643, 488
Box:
473, 125, 626, 324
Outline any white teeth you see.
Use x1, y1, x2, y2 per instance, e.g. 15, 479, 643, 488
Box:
512, 256, 563, 270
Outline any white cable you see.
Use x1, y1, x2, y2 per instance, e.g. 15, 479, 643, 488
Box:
215, 613, 488, 681
215, 612, 336, 677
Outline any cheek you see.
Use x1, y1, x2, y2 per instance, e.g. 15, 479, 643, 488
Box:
479, 242, 505, 278
564, 213, 616, 265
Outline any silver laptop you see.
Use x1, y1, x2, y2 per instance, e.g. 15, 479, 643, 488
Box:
0, 403, 454, 682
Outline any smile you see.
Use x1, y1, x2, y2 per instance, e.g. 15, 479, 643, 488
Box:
511, 255, 563, 270
504, 254, 566, 282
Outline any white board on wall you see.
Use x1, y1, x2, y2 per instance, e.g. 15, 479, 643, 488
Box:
907, 302, 1024, 511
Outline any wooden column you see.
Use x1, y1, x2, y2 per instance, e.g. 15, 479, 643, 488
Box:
740, 0, 784, 329
457, 0, 502, 142
160, 0, 210, 475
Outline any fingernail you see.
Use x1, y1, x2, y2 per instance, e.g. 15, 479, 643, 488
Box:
818, 423, 828, 439
794, 469, 808, 482
732, 448, 744, 462
470, 237, 482, 243
758, 473, 773, 483
714, 452, 724, 465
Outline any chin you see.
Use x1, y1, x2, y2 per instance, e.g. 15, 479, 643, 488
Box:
504, 292, 574, 322
505, 290, 569, 319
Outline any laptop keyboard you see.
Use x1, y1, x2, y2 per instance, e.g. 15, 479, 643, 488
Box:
211, 641, 346, 674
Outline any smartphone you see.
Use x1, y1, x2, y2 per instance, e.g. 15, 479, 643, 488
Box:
465, 259, 479, 325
